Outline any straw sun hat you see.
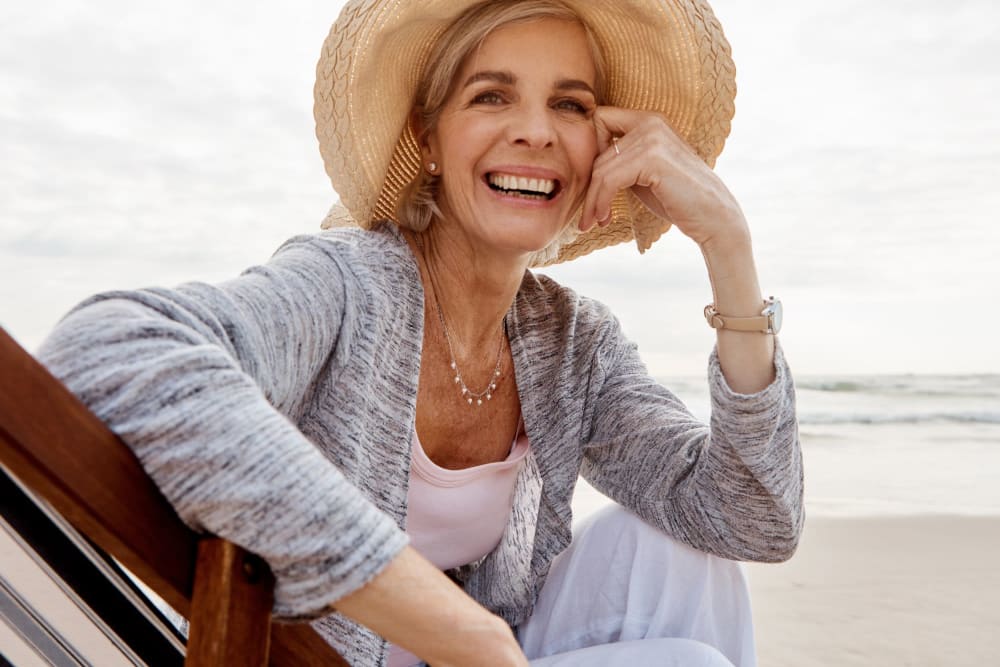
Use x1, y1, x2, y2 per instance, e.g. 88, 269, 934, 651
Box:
315, 0, 736, 266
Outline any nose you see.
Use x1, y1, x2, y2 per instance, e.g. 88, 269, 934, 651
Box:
505, 101, 556, 149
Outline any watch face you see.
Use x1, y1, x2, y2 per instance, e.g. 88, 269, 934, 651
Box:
764, 298, 783, 334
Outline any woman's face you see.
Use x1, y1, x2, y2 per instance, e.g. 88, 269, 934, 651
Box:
425, 18, 599, 258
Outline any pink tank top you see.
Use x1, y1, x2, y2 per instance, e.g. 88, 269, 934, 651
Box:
387, 421, 530, 667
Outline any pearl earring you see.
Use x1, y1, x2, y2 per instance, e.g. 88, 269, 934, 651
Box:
427, 161, 438, 174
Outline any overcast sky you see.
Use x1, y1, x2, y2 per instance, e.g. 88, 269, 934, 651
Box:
2, 0, 997, 376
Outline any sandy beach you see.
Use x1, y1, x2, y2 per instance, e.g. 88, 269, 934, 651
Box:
572, 474, 1000, 667
747, 516, 1000, 667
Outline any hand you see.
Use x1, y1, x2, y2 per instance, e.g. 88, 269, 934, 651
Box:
578, 108, 775, 393
580, 106, 749, 252
335, 547, 529, 666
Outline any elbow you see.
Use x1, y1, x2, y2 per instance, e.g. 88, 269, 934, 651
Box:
747, 495, 805, 563
763, 513, 804, 563
714, 486, 804, 563
742, 449, 806, 563
666, 488, 805, 564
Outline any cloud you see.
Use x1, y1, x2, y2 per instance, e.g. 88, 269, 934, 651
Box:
1, 0, 997, 372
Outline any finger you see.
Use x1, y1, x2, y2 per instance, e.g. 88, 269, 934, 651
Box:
582, 147, 647, 230
583, 110, 679, 231
580, 128, 650, 230
591, 106, 644, 149
578, 123, 636, 231
580, 145, 612, 231
599, 108, 696, 162
591, 126, 642, 170
580, 154, 617, 231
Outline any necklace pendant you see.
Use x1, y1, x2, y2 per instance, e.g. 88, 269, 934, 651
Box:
467, 397, 473, 405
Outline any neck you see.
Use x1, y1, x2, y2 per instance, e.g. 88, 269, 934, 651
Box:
407, 222, 528, 354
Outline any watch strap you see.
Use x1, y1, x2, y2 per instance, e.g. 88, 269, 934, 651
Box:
704, 305, 774, 333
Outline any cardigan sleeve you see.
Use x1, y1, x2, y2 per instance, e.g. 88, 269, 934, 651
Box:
36, 234, 408, 619
579, 316, 803, 563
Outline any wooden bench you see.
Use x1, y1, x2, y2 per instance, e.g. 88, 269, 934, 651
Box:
0, 327, 350, 666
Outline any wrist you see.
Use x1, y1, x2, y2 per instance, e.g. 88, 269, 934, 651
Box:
705, 296, 782, 334
699, 236, 764, 317
699, 230, 753, 271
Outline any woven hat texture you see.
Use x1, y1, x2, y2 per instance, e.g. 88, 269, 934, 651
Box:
314, 0, 736, 265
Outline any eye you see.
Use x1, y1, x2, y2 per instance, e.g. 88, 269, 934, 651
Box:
553, 97, 590, 114
471, 90, 506, 105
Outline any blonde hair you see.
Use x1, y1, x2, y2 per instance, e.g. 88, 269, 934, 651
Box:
395, 0, 608, 264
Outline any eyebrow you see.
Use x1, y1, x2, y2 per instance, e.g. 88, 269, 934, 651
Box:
554, 78, 597, 97
462, 70, 596, 98
462, 70, 515, 88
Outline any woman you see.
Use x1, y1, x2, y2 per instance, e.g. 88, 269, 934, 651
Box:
39, 0, 802, 665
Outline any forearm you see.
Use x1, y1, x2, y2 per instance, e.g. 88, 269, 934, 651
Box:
700, 231, 776, 394
335, 547, 528, 667
581, 285, 802, 561
38, 297, 405, 619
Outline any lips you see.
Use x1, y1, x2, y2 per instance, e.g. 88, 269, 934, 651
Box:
486, 172, 560, 200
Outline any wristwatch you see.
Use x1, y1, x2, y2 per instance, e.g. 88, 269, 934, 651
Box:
704, 296, 782, 334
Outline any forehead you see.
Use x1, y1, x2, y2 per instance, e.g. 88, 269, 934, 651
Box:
460, 18, 597, 86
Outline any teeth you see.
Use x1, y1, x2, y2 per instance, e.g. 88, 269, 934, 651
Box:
488, 173, 556, 195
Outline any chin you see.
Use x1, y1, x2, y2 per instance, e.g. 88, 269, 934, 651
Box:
492, 214, 579, 262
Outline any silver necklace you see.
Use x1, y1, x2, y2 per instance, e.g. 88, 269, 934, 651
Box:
414, 232, 505, 407
435, 301, 505, 406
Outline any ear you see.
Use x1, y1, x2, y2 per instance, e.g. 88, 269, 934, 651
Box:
410, 107, 438, 165
410, 108, 430, 155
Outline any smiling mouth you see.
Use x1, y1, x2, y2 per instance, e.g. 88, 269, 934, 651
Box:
486, 173, 561, 201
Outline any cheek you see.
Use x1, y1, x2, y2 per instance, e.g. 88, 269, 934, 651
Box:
568, 128, 599, 185
437, 122, 491, 175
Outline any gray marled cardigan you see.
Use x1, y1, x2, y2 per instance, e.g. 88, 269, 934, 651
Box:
38, 223, 803, 666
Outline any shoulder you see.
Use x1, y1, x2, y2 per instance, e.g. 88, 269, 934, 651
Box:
273, 222, 412, 276
515, 271, 619, 338
269, 222, 418, 300
513, 272, 630, 369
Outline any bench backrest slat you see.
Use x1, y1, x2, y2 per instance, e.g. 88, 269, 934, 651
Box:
0, 328, 348, 665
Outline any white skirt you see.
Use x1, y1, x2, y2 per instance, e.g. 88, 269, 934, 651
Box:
516, 505, 756, 667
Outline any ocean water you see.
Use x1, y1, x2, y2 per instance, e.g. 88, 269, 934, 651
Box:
572, 374, 1000, 519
